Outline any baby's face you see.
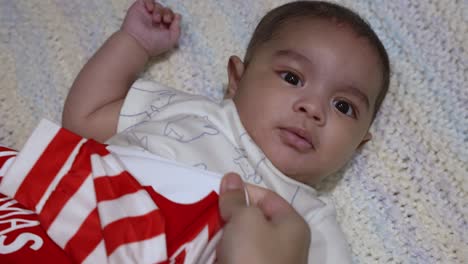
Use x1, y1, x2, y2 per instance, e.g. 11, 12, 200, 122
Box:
226, 18, 383, 185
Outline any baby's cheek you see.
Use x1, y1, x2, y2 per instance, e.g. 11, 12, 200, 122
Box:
322, 140, 355, 168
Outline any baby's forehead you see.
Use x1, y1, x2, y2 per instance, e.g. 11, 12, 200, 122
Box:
256, 19, 373, 57
273, 17, 362, 40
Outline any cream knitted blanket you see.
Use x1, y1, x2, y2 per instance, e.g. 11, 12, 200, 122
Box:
0, 0, 466, 263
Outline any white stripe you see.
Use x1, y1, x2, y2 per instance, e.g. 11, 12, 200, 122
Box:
0, 151, 18, 157
0, 119, 60, 198
47, 175, 96, 248
82, 240, 107, 264
108, 234, 167, 264
0, 198, 35, 220
198, 229, 223, 264
0, 157, 16, 177
98, 190, 158, 227
36, 138, 87, 213
91, 154, 126, 179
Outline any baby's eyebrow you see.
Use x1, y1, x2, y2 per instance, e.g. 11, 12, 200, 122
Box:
274, 49, 312, 66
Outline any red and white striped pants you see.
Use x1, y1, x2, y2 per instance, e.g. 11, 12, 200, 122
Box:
0, 120, 223, 263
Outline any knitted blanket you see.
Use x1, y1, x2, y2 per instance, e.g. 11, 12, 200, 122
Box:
0, 0, 466, 263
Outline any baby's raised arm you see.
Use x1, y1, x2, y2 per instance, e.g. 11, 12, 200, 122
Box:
62, 0, 181, 142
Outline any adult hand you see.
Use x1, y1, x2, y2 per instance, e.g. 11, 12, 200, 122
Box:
217, 173, 310, 264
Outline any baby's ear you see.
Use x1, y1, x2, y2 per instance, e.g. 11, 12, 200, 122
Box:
357, 132, 372, 149
225, 56, 245, 99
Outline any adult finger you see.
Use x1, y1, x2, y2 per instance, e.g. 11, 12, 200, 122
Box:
245, 183, 306, 234
257, 190, 311, 251
218, 173, 247, 221
257, 189, 299, 223
243, 183, 296, 221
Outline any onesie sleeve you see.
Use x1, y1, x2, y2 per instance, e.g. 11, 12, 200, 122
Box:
117, 79, 179, 133
304, 201, 352, 264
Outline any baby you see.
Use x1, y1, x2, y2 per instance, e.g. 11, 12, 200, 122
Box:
62, 0, 390, 262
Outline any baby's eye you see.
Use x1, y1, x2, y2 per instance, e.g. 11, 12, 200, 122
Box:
333, 99, 355, 117
280, 72, 303, 87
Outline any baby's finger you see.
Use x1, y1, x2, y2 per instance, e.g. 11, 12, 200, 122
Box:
162, 8, 175, 24
152, 10, 162, 24
143, 0, 155, 12
169, 13, 182, 42
150, 2, 165, 22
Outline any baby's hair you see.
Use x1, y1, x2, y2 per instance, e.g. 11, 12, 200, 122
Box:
244, 1, 390, 119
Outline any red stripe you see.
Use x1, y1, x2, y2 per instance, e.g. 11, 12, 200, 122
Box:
94, 171, 145, 203
103, 209, 166, 255
85, 139, 110, 156
63, 208, 103, 263
39, 140, 109, 229
172, 249, 187, 263
0, 146, 15, 152
14, 129, 83, 209
145, 188, 222, 257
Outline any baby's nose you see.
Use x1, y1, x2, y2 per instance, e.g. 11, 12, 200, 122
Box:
294, 99, 325, 126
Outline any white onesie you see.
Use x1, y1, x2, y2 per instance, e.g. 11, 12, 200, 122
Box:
107, 79, 352, 263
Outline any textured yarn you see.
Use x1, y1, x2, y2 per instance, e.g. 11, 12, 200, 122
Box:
0, 0, 466, 263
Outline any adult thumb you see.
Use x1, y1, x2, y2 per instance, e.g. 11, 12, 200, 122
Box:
218, 173, 247, 221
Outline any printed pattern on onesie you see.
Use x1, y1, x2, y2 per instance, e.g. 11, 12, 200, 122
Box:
112, 80, 269, 187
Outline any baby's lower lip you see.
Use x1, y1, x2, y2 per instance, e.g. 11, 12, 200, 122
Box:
278, 128, 314, 152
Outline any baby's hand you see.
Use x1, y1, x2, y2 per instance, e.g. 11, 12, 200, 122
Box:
122, 0, 181, 56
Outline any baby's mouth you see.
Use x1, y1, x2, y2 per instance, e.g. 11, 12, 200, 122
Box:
278, 127, 315, 152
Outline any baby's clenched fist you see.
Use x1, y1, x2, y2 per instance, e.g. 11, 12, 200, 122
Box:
122, 0, 181, 56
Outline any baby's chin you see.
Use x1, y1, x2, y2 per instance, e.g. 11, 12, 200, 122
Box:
270, 158, 322, 186
287, 173, 322, 187
267, 148, 344, 187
